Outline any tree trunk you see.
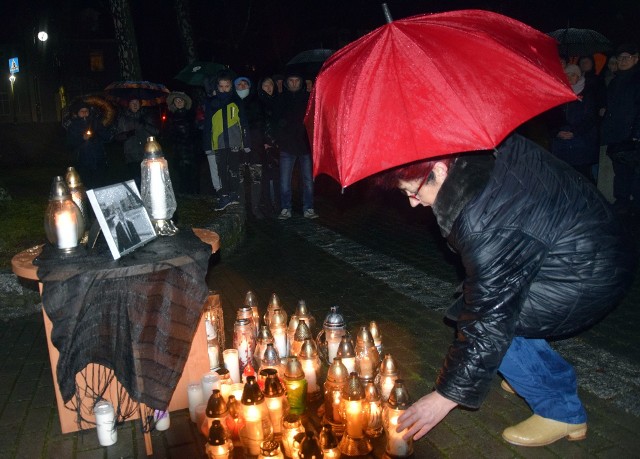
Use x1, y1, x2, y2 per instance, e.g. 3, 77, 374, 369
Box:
174, 0, 198, 64
109, 0, 142, 80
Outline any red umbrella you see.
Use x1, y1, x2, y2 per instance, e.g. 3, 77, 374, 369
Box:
307, 9, 576, 188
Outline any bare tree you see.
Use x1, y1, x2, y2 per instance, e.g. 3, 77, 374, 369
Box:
174, 0, 198, 64
109, 0, 142, 79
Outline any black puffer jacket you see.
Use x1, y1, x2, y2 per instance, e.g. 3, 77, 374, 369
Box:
433, 134, 635, 408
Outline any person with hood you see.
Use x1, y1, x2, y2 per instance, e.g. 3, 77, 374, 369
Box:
547, 64, 599, 182
165, 91, 198, 194
234, 76, 265, 218
114, 98, 159, 189
600, 43, 640, 216
202, 70, 248, 211
374, 134, 634, 447
275, 71, 318, 219
65, 98, 113, 189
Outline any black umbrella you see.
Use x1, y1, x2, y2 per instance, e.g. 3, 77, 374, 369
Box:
286, 48, 334, 79
548, 28, 613, 57
174, 61, 228, 87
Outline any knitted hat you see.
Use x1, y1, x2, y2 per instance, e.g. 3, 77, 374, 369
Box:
616, 43, 638, 56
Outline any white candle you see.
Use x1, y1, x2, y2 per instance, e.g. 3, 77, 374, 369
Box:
301, 359, 318, 392
219, 382, 232, 402
187, 382, 204, 423
94, 400, 117, 446
154, 410, 170, 431
147, 160, 168, 218
240, 405, 264, 456
273, 331, 288, 359
202, 372, 219, 398
223, 349, 241, 383
195, 404, 207, 430
380, 375, 397, 401
55, 210, 78, 249
327, 339, 340, 363
206, 442, 231, 459
208, 345, 220, 370
266, 396, 284, 434
387, 414, 411, 456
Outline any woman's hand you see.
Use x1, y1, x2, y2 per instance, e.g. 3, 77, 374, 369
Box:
397, 391, 458, 441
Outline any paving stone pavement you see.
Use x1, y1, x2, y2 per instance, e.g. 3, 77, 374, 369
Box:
1, 182, 639, 458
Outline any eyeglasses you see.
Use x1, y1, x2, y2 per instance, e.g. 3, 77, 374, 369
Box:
404, 172, 430, 201
617, 54, 637, 62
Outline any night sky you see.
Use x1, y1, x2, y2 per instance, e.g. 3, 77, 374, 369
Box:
3, 0, 639, 87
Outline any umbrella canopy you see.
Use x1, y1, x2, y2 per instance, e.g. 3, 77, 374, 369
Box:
307, 9, 576, 188
286, 48, 334, 79
548, 28, 613, 57
104, 81, 170, 107
174, 61, 228, 86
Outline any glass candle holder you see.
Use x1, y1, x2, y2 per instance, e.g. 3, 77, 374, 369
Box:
382, 380, 413, 458
269, 308, 289, 359
206, 419, 234, 459
140, 136, 178, 235
290, 319, 312, 357
298, 338, 322, 402
254, 325, 274, 370
244, 290, 261, 336
239, 376, 272, 456
264, 292, 286, 327
338, 373, 372, 456
65, 166, 91, 234
336, 335, 356, 375
258, 439, 284, 458
316, 306, 346, 364
323, 357, 348, 435
204, 293, 224, 371
281, 414, 305, 458
354, 326, 380, 383
206, 389, 230, 439
262, 368, 289, 438
216, 368, 234, 401
365, 381, 383, 438
283, 357, 307, 415
294, 299, 316, 334
369, 320, 383, 355
233, 315, 256, 376
375, 353, 399, 402
44, 176, 85, 251
319, 424, 341, 458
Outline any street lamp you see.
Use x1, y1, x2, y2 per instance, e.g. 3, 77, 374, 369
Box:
37, 31, 48, 42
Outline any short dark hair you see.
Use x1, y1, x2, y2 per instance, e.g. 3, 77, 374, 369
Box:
372, 156, 453, 189
216, 70, 235, 85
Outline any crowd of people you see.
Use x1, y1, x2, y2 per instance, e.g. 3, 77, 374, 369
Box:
63, 66, 320, 221
549, 43, 640, 219
63, 42, 639, 222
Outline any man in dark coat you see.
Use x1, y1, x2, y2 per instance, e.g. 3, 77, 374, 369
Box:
377, 134, 634, 447
275, 71, 318, 219
600, 43, 640, 215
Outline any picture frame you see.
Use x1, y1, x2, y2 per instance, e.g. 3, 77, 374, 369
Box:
86, 180, 157, 260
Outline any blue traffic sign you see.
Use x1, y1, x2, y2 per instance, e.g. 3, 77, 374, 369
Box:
9, 57, 19, 74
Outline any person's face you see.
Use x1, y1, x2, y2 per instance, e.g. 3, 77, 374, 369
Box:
608, 58, 618, 72
77, 108, 89, 118
617, 53, 638, 71
397, 162, 448, 208
579, 58, 593, 73
262, 79, 274, 96
128, 99, 141, 112
566, 72, 580, 85
217, 80, 232, 93
235, 80, 250, 91
287, 76, 302, 92
174, 97, 185, 109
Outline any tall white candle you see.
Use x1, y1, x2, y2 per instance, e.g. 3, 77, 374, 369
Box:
266, 396, 284, 434
240, 405, 264, 456
55, 210, 78, 249
327, 339, 340, 363
148, 160, 168, 218
273, 331, 287, 359
94, 400, 117, 446
342, 356, 356, 374
387, 414, 411, 456
223, 349, 241, 383
187, 382, 204, 423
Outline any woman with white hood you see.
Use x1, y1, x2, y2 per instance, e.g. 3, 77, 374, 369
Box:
547, 63, 599, 182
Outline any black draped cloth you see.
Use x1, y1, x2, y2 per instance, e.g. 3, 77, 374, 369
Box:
34, 230, 210, 412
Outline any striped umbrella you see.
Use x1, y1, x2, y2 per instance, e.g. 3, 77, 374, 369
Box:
104, 81, 170, 107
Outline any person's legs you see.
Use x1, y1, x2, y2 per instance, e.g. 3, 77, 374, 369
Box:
612, 159, 632, 209
499, 337, 586, 424
279, 151, 295, 211
227, 148, 241, 199
299, 154, 314, 212
206, 152, 222, 193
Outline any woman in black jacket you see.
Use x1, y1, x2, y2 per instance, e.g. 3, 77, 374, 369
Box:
377, 134, 634, 447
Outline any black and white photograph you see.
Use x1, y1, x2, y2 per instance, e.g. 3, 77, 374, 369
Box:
87, 180, 156, 259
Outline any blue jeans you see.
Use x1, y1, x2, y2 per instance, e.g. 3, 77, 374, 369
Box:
498, 337, 586, 424
279, 152, 314, 212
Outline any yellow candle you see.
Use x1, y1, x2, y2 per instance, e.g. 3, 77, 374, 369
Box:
346, 400, 364, 438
